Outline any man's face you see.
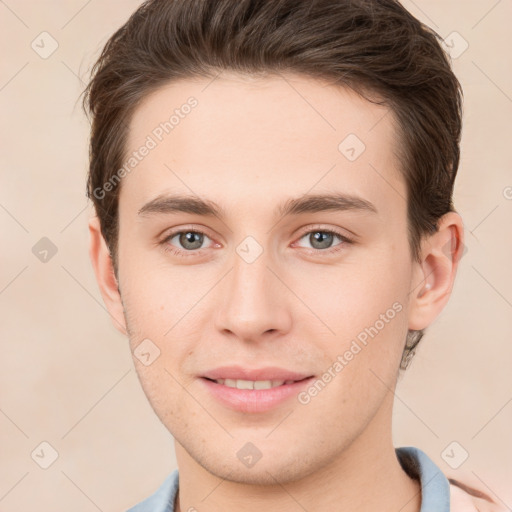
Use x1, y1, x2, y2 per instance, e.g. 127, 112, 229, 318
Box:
117, 73, 419, 484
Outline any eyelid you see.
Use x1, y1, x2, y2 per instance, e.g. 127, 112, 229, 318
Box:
294, 224, 354, 242
291, 225, 354, 254
159, 225, 219, 258
160, 224, 217, 243
161, 224, 355, 257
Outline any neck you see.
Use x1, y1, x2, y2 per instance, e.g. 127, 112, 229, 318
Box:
173, 396, 421, 512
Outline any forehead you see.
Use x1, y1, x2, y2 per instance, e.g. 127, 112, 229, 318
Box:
122, 72, 405, 219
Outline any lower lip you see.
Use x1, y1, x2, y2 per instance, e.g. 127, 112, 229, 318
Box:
200, 377, 315, 413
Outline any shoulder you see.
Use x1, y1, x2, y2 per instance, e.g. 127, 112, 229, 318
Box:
396, 446, 507, 512
448, 474, 508, 512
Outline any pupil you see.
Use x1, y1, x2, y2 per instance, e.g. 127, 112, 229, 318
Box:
312, 231, 332, 249
181, 232, 203, 250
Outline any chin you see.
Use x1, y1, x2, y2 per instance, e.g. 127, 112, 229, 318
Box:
186, 442, 318, 486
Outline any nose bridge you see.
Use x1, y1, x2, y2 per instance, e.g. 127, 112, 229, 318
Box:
233, 239, 271, 299
215, 236, 290, 339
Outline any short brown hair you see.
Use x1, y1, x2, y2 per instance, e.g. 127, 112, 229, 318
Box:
82, 0, 463, 369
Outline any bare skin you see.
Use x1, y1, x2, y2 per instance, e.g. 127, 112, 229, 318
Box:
89, 72, 464, 511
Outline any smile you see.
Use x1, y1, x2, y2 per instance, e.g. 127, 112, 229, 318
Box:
207, 378, 297, 389
200, 376, 315, 413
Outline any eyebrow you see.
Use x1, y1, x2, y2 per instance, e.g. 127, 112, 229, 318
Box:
137, 192, 378, 219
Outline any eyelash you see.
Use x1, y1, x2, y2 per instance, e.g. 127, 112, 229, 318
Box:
160, 226, 354, 258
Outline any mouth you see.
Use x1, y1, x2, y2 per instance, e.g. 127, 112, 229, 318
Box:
202, 376, 310, 389
199, 374, 316, 413
201, 365, 313, 383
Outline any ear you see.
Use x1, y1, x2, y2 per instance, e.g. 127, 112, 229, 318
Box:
408, 211, 465, 331
88, 214, 127, 336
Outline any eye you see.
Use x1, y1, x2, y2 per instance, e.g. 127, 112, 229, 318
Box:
294, 228, 353, 253
160, 226, 353, 258
161, 229, 214, 257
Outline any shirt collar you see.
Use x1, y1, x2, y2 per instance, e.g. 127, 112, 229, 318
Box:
396, 446, 451, 512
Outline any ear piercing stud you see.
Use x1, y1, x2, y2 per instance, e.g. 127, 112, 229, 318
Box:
419, 282, 431, 297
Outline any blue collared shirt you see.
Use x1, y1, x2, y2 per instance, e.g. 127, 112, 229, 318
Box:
127, 446, 450, 511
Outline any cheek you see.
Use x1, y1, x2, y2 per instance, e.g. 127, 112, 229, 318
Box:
296, 251, 410, 379
119, 254, 199, 332
305, 255, 407, 331
131, 359, 192, 435
121, 271, 198, 423
119, 259, 209, 382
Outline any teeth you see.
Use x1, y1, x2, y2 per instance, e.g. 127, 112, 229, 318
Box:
216, 378, 290, 389
254, 380, 273, 390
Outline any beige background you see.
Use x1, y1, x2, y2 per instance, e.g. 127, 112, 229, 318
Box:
1, 0, 511, 510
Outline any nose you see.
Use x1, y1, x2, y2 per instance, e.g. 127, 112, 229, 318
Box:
214, 244, 292, 343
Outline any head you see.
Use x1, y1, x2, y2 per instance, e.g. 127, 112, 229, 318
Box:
85, 0, 464, 486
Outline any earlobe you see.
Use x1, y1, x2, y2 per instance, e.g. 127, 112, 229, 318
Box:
408, 212, 465, 331
88, 214, 127, 336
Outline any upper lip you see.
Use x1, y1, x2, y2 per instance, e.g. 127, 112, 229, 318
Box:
202, 366, 313, 381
